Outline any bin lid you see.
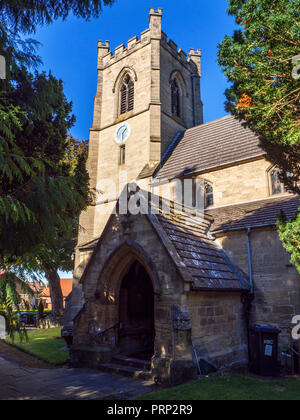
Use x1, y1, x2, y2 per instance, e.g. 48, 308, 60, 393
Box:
250, 324, 281, 333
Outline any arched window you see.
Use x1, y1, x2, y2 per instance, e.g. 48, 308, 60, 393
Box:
192, 179, 214, 209
269, 168, 288, 195
120, 74, 134, 115
119, 145, 126, 165
171, 79, 180, 118
205, 183, 214, 208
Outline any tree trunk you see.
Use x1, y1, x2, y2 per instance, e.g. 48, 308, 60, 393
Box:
46, 270, 64, 325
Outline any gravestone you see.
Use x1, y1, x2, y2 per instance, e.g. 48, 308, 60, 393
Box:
0, 315, 6, 338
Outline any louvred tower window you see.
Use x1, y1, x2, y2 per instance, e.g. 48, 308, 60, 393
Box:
120, 74, 134, 115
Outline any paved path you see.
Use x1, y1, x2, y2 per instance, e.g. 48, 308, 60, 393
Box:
0, 356, 155, 400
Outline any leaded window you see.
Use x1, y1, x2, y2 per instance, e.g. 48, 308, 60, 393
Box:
192, 179, 214, 209
171, 79, 180, 118
205, 183, 214, 208
270, 168, 287, 195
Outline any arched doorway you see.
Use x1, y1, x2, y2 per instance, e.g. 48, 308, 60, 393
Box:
118, 260, 155, 360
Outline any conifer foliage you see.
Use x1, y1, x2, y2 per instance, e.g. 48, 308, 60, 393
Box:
218, 0, 300, 274
0, 0, 105, 326
218, 0, 300, 193
0, 0, 115, 33
0, 271, 33, 341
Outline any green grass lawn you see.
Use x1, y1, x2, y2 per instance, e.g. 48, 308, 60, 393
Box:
5, 327, 69, 365
138, 374, 300, 400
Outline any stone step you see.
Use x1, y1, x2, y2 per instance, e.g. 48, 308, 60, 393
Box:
98, 362, 152, 380
112, 355, 151, 371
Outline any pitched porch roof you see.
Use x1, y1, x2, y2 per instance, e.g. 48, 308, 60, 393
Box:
150, 202, 250, 292
78, 194, 250, 293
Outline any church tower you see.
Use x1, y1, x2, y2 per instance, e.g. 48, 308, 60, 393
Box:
78, 8, 203, 251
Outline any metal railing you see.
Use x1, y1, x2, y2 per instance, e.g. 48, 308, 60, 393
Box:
89, 320, 119, 346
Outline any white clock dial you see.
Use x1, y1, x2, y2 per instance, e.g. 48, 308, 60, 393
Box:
115, 122, 131, 145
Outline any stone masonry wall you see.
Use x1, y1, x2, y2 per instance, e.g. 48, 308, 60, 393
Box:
188, 291, 248, 368
160, 37, 202, 155
217, 227, 300, 350
157, 158, 275, 209
74, 213, 187, 360
72, 211, 200, 383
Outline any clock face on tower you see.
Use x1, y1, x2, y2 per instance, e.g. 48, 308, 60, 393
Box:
115, 122, 131, 145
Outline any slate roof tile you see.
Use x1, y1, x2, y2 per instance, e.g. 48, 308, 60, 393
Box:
155, 115, 264, 180
154, 203, 249, 292
208, 195, 299, 233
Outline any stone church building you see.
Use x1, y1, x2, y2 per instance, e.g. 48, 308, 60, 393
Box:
64, 9, 300, 384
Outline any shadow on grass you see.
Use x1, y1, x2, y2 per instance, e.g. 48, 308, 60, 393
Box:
137, 374, 300, 401
5, 327, 69, 365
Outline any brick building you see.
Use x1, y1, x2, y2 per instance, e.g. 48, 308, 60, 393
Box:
41, 278, 73, 310
64, 9, 300, 384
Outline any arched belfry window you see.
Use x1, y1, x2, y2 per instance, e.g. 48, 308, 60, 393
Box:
120, 74, 134, 115
171, 79, 180, 118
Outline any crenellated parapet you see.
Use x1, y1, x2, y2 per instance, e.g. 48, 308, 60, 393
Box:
149, 7, 163, 17
98, 40, 110, 49
97, 40, 110, 68
188, 48, 202, 76
161, 31, 201, 75
97, 8, 201, 75
98, 28, 152, 69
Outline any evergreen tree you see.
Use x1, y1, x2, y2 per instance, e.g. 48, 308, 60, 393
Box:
0, 0, 116, 33
0, 0, 103, 327
22, 137, 91, 324
218, 0, 300, 274
277, 211, 300, 273
218, 0, 300, 193
0, 271, 33, 341
0, 67, 88, 259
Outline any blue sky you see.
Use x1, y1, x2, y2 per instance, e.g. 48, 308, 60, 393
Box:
33, 0, 237, 141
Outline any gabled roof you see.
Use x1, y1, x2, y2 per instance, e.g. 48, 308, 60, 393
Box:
208, 195, 299, 233
78, 238, 98, 250
79, 194, 249, 293
137, 162, 160, 180
151, 202, 249, 292
155, 115, 264, 181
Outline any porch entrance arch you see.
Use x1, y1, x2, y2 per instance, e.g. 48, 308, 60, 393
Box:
119, 260, 154, 358
95, 241, 160, 360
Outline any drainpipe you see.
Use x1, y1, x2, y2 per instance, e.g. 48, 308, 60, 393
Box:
246, 227, 254, 294
244, 227, 255, 367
